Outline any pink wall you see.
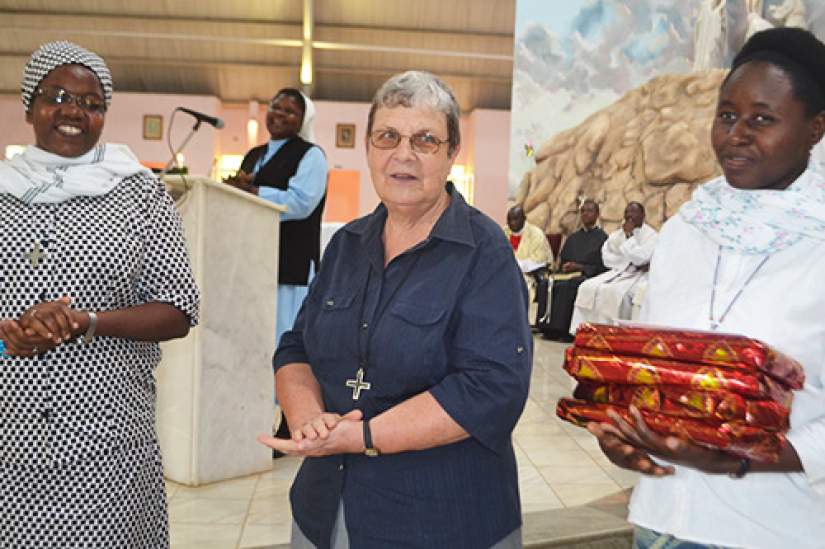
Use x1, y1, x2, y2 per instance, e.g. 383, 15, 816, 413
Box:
106, 92, 221, 175
0, 92, 510, 223
468, 109, 511, 225
312, 101, 376, 214
0, 97, 35, 154
456, 116, 474, 167
218, 102, 258, 156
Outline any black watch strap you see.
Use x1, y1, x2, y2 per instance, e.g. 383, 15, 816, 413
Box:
363, 419, 379, 457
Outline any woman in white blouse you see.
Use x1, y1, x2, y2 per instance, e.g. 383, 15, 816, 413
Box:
586, 28, 825, 549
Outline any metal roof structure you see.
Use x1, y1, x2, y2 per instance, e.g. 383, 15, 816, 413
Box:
0, 0, 515, 110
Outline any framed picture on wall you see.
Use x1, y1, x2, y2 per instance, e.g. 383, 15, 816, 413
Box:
336, 123, 356, 148
143, 115, 163, 140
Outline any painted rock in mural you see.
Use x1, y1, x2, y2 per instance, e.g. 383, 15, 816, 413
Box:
516, 69, 727, 236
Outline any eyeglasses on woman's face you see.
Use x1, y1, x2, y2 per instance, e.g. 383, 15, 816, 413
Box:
34, 86, 106, 114
369, 128, 449, 154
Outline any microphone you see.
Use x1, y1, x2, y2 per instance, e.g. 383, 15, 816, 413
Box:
177, 107, 225, 129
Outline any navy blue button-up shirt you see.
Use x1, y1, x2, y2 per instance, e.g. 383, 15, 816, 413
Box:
275, 185, 532, 549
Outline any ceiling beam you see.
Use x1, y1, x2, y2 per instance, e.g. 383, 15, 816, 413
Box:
0, 52, 294, 70
316, 65, 511, 85
0, 14, 512, 62
0, 8, 301, 25
312, 41, 511, 62
0, 8, 513, 39
1, 24, 513, 62
0, 53, 508, 84
1, 25, 303, 49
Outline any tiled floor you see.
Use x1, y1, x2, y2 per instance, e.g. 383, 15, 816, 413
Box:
166, 336, 638, 548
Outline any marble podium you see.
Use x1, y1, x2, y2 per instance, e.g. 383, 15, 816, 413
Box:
156, 176, 285, 486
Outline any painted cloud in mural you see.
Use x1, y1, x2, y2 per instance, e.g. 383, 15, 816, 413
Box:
510, 0, 695, 194
509, 0, 825, 196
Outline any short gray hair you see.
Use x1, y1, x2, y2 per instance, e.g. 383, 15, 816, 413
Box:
367, 71, 461, 155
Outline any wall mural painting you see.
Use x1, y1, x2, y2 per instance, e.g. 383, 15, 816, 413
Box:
510, 0, 825, 235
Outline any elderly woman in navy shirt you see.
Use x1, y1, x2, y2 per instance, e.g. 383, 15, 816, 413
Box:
259, 71, 532, 549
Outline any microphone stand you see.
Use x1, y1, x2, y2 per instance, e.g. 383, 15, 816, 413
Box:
161, 116, 202, 175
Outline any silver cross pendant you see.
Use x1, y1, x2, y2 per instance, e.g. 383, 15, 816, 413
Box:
345, 368, 371, 400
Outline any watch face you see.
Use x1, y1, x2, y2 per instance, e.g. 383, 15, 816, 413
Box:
365, 448, 380, 457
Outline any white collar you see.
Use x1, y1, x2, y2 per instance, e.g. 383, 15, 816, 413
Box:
0, 143, 149, 204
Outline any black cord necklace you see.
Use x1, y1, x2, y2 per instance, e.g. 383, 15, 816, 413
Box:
346, 253, 422, 400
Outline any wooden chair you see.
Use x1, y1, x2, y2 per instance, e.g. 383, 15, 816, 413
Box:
546, 233, 563, 268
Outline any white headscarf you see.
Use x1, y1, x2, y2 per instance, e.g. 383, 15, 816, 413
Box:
298, 91, 316, 142
0, 143, 150, 204
678, 165, 825, 255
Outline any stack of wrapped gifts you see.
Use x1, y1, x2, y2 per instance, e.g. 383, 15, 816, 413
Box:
556, 323, 806, 462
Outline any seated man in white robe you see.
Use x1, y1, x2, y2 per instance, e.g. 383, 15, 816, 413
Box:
504, 205, 553, 326
569, 201, 657, 333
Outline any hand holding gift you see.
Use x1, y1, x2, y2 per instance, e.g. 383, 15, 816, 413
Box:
585, 405, 742, 476
558, 323, 805, 465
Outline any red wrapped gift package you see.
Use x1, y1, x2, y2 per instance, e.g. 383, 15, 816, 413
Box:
565, 347, 793, 405
573, 381, 789, 431
574, 323, 805, 389
557, 323, 803, 462
557, 398, 786, 462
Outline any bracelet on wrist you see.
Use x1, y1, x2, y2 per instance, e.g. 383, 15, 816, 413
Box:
729, 457, 751, 479
82, 311, 97, 344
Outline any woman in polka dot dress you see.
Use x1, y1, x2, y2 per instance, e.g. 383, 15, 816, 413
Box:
0, 42, 199, 548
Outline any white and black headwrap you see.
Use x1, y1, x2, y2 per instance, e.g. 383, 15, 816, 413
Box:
21, 41, 113, 112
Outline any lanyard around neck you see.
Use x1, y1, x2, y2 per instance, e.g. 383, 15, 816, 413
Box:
709, 246, 770, 330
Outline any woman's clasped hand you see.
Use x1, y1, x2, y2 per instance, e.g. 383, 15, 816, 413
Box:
256, 410, 364, 457
0, 297, 87, 356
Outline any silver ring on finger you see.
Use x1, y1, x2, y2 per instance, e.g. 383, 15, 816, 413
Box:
32, 346, 39, 355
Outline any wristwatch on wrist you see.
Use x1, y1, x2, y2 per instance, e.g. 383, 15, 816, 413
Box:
363, 419, 380, 457
82, 311, 98, 344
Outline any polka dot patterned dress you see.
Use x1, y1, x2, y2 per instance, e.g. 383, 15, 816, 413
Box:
0, 172, 199, 547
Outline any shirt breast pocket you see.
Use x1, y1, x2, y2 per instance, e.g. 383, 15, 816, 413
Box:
390, 301, 446, 327
379, 300, 449, 390
305, 293, 359, 364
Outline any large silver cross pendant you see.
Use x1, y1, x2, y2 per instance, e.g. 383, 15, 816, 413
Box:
25, 241, 46, 268
345, 368, 371, 400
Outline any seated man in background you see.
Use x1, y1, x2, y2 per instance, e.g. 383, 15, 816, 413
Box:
569, 201, 658, 334
505, 206, 554, 327
540, 199, 608, 342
